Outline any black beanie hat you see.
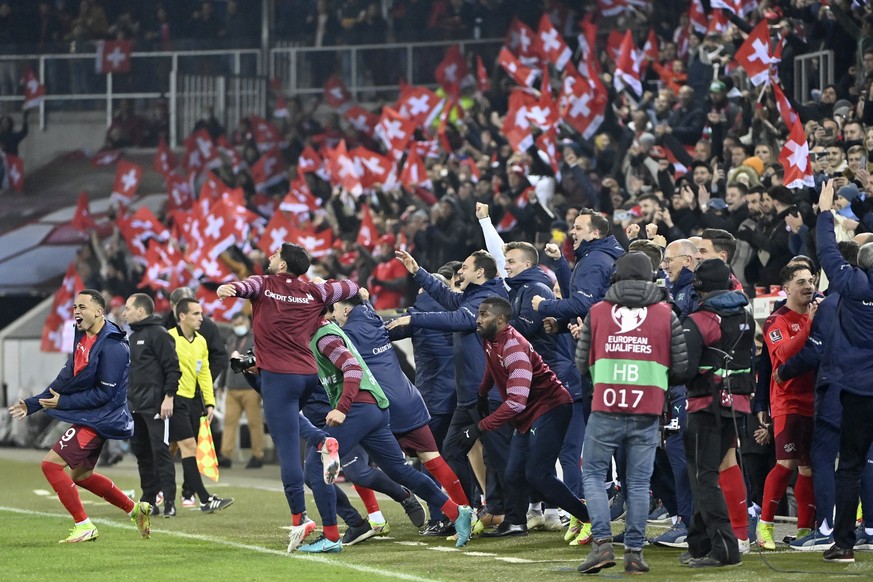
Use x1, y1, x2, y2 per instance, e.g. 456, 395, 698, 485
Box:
694, 259, 731, 292
614, 252, 655, 282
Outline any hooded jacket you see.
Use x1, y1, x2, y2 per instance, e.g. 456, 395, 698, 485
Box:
667, 266, 699, 319
506, 265, 583, 400
128, 314, 181, 414
538, 235, 626, 322
25, 320, 134, 439
410, 269, 509, 407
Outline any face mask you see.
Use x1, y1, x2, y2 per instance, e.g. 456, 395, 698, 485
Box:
233, 325, 248, 337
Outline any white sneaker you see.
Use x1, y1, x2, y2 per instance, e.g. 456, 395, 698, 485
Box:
738, 538, 750, 554
526, 509, 545, 530
543, 512, 563, 531
287, 518, 317, 552
181, 495, 197, 508
320, 437, 340, 485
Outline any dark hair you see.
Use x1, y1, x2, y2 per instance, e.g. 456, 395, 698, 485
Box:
628, 239, 663, 271
637, 193, 660, 206
175, 297, 201, 316
78, 289, 106, 310
129, 293, 154, 315
503, 241, 539, 265
169, 286, 194, 306
838, 241, 860, 266
701, 228, 737, 262
726, 182, 748, 197
480, 296, 512, 319
470, 250, 498, 280
335, 294, 364, 308
579, 208, 610, 239
438, 260, 463, 280
280, 242, 311, 277
779, 262, 813, 285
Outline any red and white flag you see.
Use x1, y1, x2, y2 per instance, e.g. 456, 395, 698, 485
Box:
356, 204, 378, 249
712, 0, 757, 16
110, 159, 142, 206
184, 128, 219, 175
165, 173, 193, 211
324, 75, 352, 110
689, 0, 708, 34
598, 0, 630, 17
498, 47, 539, 88
506, 18, 541, 65
376, 107, 416, 156
91, 149, 123, 167
280, 178, 321, 215
297, 144, 323, 174
537, 14, 572, 71
771, 80, 799, 127
708, 10, 728, 36
343, 104, 379, 136
270, 78, 289, 118
21, 68, 45, 110
153, 138, 177, 176
96, 40, 133, 74
41, 262, 83, 352
3, 154, 23, 192
251, 147, 287, 192
294, 227, 334, 258
71, 191, 96, 231
476, 55, 490, 93
250, 115, 283, 152
325, 140, 362, 195
526, 67, 560, 130
434, 45, 469, 98
642, 28, 660, 72
118, 205, 170, 257
734, 19, 777, 86
576, 14, 600, 78
258, 210, 297, 254
198, 285, 245, 322
560, 65, 608, 139
400, 148, 427, 189
779, 119, 814, 189
396, 85, 440, 126
502, 88, 538, 152
351, 146, 394, 189
613, 30, 642, 97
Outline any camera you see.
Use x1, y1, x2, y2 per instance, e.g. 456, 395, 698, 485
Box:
230, 348, 256, 373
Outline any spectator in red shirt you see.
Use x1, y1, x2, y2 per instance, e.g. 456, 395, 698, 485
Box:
369, 234, 408, 310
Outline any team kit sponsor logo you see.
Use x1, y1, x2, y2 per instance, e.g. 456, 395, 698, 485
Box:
264, 289, 314, 304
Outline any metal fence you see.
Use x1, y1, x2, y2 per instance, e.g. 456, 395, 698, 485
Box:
173, 73, 267, 147
794, 49, 835, 105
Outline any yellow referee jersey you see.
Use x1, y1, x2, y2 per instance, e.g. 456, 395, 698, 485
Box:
168, 327, 215, 407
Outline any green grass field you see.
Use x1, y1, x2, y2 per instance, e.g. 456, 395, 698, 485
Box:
1, 448, 871, 581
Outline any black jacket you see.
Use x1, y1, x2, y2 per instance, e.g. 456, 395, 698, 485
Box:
128, 314, 181, 414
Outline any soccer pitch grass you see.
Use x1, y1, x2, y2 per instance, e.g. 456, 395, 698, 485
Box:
1, 449, 872, 581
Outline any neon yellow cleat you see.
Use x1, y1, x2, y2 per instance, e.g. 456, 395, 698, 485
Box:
569, 521, 593, 546
131, 501, 152, 539
60, 522, 99, 543
565, 516, 582, 542
369, 520, 391, 536
756, 520, 776, 550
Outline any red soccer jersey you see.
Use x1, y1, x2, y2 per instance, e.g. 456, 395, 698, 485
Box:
478, 325, 572, 434
73, 333, 98, 376
763, 305, 815, 417
231, 275, 358, 374
371, 259, 408, 311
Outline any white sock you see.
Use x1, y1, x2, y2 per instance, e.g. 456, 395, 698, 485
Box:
528, 502, 542, 513
819, 522, 833, 536
748, 507, 757, 518
368, 511, 385, 524
671, 515, 679, 526
75, 518, 92, 527
865, 527, 873, 536
544, 508, 559, 517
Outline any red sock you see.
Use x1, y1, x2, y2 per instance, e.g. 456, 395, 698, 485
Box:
441, 499, 459, 522
424, 457, 469, 506
761, 463, 793, 522
42, 461, 87, 523
719, 464, 749, 540
323, 524, 340, 542
74, 473, 135, 514
292, 512, 304, 526
353, 485, 380, 514
795, 473, 815, 530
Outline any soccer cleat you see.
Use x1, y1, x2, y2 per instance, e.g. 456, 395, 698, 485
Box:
201, 495, 234, 513
738, 538, 751, 554
454, 505, 473, 548
609, 489, 626, 522
823, 544, 855, 563
651, 521, 688, 548
756, 520, 776, 550
421, 518, 454, 536
59, 523, 99, 543
155, 491, 164, 507
678, 551, 694, 565
299, 535, 342, 553
526, 508, 545, 530
795, 527, 812, 540
320, 437, 340, 485
181, 495, 198, 508
369, 520, 390, 536
480, 522, 528, 538
565, 516, 582, 542
578, 538, 615, 574
163, 501, 176, 518
647, 501, 671, 525
789, 529, 834, 552
131, 501, 152, 539
569, 521, 593, 546
400, 488, 426, 528
343, 523, 378, 546
246, 456, 263, 469
287, 518, 317, 553
854, 525, 873, 551
543, 511, 563, 531
687, 554, 741, 568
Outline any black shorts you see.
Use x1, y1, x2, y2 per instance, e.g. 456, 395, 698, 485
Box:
169, 396, 202, 442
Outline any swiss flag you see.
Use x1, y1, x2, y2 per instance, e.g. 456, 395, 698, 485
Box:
351, 146, 394, 189
118, 205, 170, 258
434, 45, 469, 98
536, 15, 572, 71
280, 178, 321, 215
200, 170, 233, 203
325, 140, 362, 195
400, 148, 427, 189
96, 40, 133, 74
689, 0, 707, 35
41, 262, 83, 352
708, 10, 728, 36
41, 313, 68, 352
356, 203, 378, 249
395, 85, 440, 127
598, 0, 630, 17
505, 18, 541, 65
498, 47, 539, 88
526, 67, 559, 130
771, 80, 799, 127
295, 227, 334, 258
110, 159, 142, 206
502, 88, 538, 152
184, 128, 219, 174
198, 198, 242, 259
139, 240, 174, 291
712, 0, 756, 16
259, 210, 297, 254
734, 19, 777, 86
536, 129, 560, 176
91, 149, 123, 167
251, 147, 287, 192
779, 119, 814, 190
297, 144, 323, 174
642, 28, 660, 72
4, 154, 23, 192
497, 188, 532, 232
216, 134, 244, 174
343, 104, 379, 136
251, 115, 283, 152
376, 107, 416, 157
165, 173, 193, 211
198, 285, 245, 322
560, 66, 606, 139
575, 14, 600, 78
153, 138, 177, 176
271, 77, 290, 118
614, 30, 642, 97
476, 55, 490, 93
71, 191, 96, 231
21, 68, 45, 110
324, 74, 352, 110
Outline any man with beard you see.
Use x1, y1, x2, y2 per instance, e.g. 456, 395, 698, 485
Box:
756, 263, 819, 550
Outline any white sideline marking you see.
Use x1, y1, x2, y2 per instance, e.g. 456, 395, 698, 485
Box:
463, 551, 497, 557
395, 541, 427, 546
428, 546, 460, 552
495, 557, 534, 563
0, 506, 436, 582
33, 489, 52, 496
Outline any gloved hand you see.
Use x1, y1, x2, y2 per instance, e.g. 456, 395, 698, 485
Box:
477, 395, 490, 420
452, 423, 481, 450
